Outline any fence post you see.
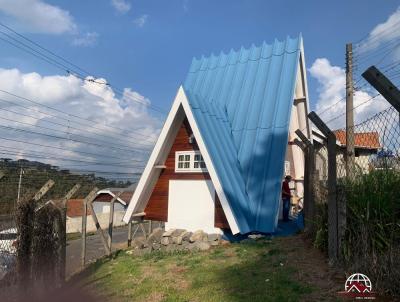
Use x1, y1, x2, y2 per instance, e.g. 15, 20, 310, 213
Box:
128, 219, 132, 247
308, 111, 338, 262
295, 130, 315, 232
33, 180, 55, 201
81, 188, 98, 269
362, 66, 400, 112
87, 200, 111, 255
108, 191, 123, 256
59, 184, 80, 282
16, 180, 54, 292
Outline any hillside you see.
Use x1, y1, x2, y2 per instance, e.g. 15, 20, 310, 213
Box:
0, 158, 137, 215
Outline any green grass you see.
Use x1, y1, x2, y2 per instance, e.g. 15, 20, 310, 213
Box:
77, 239, 314, 302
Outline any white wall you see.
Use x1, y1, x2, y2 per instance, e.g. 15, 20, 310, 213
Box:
66, 211, 126, 234
92, 201, 125, 214
165, 180, 222, 234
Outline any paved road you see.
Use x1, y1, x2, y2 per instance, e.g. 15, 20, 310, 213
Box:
66, 222, 163, 278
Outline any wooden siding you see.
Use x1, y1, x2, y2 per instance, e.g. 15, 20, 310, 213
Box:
144, 119, 229, 230
214, 193, 230, 229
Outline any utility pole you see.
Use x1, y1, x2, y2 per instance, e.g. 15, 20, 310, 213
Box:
346, 43, 355, 179
17, 167, 23, 203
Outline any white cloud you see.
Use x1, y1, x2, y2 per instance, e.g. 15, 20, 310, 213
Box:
0, 0, 76, 34
72, 32, 99, 47
111, 0, 131, 14
358, 7, 400, 52
0, 68, 161, 176
309, 58, 388, 130
133, 14, 148, 28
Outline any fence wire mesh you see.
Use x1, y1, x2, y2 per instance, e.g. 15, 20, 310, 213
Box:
335, 105, 400, 178
310, 105, 400, 296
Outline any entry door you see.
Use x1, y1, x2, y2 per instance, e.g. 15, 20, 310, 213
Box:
166, 180, 219, 233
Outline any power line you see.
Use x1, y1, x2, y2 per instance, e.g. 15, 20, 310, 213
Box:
0, 136, 140, 161
325, 93, 381, 126
0, 22, 168, 114
0, 114, 152, 152
0, 89, 158, 143
0, 124, 149, 155
0, 101, 154, 149
0, 146, 145, 167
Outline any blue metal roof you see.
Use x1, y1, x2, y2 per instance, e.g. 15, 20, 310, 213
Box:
183, 36, 302, 234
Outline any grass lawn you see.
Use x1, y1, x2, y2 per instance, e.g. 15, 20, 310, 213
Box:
74, 234, 342, 302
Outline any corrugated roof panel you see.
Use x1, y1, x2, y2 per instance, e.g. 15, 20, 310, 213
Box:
184, 35, 302, 233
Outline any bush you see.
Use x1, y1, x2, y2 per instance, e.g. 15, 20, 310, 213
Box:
342, 169, 400, 296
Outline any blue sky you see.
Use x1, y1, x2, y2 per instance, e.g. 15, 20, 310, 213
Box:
0, 0, 399, 175
0, 0, 398, 112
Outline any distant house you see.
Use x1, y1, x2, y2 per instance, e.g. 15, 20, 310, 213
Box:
124, 36, 311, 235
66, 184, 135, 233
92, 185, 136, 214
312, 128, 381, 179
334, 130, 380, 175
67, 198, 91, 218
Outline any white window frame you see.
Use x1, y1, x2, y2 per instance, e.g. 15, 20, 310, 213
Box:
175, 150, 207, 173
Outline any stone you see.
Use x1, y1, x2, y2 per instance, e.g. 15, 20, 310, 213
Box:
195, 241, 211, 251
248, 234, 265, 240
172, 236, 183, 245
162, 229, 175, 237
208, 234, 221, 242
147, 227, 164, 244
182, 241, 190, 250
132, 236, 147, 249
181, 231, 192, 242
189, 230, 208, 243
187, 243, 199, 251
171, 229, 186, 237
161, 237, 170, 246
152, 243, 161, 251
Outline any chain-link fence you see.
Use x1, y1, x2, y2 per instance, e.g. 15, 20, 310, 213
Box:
307, 105, 400, 296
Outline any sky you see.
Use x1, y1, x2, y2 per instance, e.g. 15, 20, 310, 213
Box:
0, 0, 399, 178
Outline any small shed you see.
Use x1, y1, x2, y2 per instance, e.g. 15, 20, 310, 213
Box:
92, 185, 136, 214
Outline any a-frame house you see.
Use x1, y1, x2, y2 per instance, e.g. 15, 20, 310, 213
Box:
124, 35, 311, 235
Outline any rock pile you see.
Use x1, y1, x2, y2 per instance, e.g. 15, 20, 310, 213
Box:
128, 228, 225, 255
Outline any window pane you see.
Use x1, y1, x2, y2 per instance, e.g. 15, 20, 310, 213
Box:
194, 162, 199, 168
185, 155, 190, 161
178, 163, 183, 168
178, 155, 184, 161
184, 162, 190, 168
194, 154, 200, 161
200, 162, 206, 168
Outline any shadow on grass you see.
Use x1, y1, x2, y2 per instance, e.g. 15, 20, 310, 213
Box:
201, 240, 313, 302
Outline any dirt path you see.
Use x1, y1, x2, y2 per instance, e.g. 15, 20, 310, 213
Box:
275, 234, 344, 301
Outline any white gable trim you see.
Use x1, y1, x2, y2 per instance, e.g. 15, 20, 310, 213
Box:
123, 86, 240, 234
96, 189, 127, 206
123, 87, 183, 223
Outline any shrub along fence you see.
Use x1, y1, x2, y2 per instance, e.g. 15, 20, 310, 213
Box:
298, 105, 400, 296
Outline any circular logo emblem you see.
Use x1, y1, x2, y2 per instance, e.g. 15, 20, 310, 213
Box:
345, 273, 372, 293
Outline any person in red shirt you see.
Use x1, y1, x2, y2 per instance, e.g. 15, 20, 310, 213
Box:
281, 175, 292, 222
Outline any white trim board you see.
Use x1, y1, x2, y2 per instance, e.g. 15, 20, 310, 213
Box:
123, 86, 240, 234
96, 189, 127, 206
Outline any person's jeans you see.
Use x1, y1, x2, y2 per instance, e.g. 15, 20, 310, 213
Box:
282, 197, 290, 221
